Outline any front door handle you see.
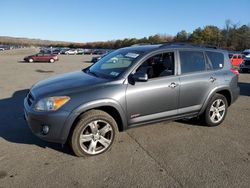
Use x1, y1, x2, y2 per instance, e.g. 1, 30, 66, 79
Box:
209, 77, 216, 83
168, 82, 178, 89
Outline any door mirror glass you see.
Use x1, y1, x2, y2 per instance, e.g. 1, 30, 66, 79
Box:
132, 72, 148, 82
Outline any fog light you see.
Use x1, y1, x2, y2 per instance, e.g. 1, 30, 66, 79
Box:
42, 125, 50, 135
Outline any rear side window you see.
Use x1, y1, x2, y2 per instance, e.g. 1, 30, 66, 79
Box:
179, 51, 206, 74
206, 51, 224, 70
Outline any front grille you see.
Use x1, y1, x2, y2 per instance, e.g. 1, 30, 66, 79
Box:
27, 92, 34, 106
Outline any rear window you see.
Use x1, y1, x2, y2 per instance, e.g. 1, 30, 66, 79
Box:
179, 51, 206, 74
206, 51, 224, 70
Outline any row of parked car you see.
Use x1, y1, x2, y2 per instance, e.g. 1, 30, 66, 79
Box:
0, 45, 25, 51
40, 47, 111, 56
23, 48, 113, 63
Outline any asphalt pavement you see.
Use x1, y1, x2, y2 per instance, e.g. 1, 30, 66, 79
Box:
0, 48, 250, 188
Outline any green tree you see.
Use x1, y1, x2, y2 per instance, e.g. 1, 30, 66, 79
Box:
190, 27, 204, 44
174, 30, 188, 42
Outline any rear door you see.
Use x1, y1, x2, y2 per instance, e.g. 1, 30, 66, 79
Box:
178, 50, 217, 114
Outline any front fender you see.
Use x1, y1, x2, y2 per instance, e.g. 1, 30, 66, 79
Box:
59, 99, 127, 143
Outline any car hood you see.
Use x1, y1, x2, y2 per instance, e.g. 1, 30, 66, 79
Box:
31, 70, 107, 98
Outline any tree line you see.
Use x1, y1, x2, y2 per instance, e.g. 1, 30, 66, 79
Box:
1, 20, 249, 51
88, 20, 250, 51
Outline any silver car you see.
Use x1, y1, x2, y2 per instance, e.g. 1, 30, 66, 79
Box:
24, 43, 240, 157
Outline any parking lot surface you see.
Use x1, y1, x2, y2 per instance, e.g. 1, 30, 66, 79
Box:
0, 48, 250, 188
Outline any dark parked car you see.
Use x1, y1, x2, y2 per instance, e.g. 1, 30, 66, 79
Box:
52, 49, 61, 55
91, 53, 108, 63
24, 53, 58, 63
92, 50, 106, 55
24, 43, 239, 157
239, 58, 250, 73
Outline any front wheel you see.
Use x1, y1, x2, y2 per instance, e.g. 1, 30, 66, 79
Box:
70, 110, 118, 157
202, 94, 228, 127
29, 58, 33, 63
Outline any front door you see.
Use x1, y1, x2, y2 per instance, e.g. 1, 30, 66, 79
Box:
126, 51, 179, 125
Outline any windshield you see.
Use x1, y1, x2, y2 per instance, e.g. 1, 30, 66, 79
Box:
87, 49, 143, 79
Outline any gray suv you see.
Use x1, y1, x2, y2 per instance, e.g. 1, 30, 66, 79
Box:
24, 43, 239, 156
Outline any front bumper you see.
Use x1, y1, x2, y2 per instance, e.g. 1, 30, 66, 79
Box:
24, 96, 71, 144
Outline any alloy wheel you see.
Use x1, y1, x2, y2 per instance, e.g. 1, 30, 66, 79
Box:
209, 99, 226, 124
79, 120, 114, 155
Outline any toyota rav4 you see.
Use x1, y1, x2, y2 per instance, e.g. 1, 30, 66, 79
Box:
24, 43, 239, 156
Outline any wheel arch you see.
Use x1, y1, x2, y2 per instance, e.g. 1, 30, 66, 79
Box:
199, 87, 232, 115
60, 99, 127, 144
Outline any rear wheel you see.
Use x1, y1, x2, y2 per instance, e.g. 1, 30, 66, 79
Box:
70, 110, 118, 157
202, 94, 228, 127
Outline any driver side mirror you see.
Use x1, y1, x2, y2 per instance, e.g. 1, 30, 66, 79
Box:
132, 72, 148, 82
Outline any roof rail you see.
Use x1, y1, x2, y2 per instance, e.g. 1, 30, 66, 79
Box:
130, 43, 152, 46
158, 42, 218, 49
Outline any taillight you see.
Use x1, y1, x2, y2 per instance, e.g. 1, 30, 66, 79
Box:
230, 68, 239, 76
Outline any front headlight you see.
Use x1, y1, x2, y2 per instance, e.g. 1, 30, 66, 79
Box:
34, 96, 70, 112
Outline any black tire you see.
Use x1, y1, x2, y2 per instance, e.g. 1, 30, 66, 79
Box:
70, 110, 118, 157
202, 93, 228, 127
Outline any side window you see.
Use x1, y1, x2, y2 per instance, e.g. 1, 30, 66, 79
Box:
206, 51, 224, 70
179, 51, 206, 74
136, 52, 175, 79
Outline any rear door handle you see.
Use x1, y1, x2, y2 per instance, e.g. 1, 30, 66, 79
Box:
168, 82, 178, 89
209, 77, 216, 83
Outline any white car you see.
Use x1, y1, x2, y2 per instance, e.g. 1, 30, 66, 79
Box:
65, 49, 77, 55
243, 49, 250, 58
